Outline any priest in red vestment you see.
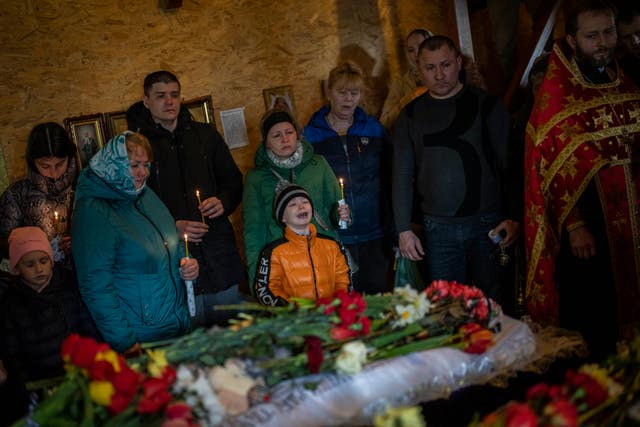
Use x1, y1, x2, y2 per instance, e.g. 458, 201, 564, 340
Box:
525, 1, 640, 359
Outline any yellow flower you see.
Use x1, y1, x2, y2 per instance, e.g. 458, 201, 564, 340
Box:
95, 349, 121, 373
89, 380, 115, 406
146, 349, 168, 378
229, 314, 255, 332
374, 405, 425, 427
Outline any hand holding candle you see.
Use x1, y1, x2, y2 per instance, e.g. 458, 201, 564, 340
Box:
338, 178, 349, 230
182, 233, 196, 317
195, 190, 206, 223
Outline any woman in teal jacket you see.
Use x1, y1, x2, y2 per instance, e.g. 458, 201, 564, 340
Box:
243, 110, 349, 286
72, 132, 197, 353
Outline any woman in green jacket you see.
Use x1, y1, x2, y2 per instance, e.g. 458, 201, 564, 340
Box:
72, 132, 197, 353
243, 110, 350, 286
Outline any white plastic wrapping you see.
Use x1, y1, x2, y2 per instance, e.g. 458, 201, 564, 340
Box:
219, 316, 538, 427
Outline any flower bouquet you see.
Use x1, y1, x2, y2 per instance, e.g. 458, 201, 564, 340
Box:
156, 281, 499, 383
469, 332, 640, 427
13, 280, 502, 427
11, 334, 200, 427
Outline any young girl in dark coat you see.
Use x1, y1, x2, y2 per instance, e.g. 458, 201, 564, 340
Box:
0, 226, 100, 386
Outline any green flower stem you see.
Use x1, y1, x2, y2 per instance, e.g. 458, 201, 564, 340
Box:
370, 334, 456, 360
10, 374, 80, 427
78, 377, 94, 427
576, 396, 621, 425
369, 323, 424, 348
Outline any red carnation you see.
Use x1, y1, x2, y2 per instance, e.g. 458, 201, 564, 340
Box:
88, 360, 116, 381
526, 383, 550, 401
330, 325, 357, 341
565, 371, 608, 409
61, 334, 82, 362
160, 366, 177, 386
504, 402, 538, 427
166, 401, 194, 421
71, 338, 104, 369
111, 367, 140, 396
305, 336, 324, 373
109, 392, 134, 414
543, 398, 578, 427
358, 316, 371, 334
137, 378, 173, 414
338, 306, 359, 326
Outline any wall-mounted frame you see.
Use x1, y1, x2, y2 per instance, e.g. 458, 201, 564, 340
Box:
184, 95, 214, 126
104, 110, 128, 140
262, 85, 296, 118
64, 114, 106, 169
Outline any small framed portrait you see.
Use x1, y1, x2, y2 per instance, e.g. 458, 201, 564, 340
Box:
262, 85, 296, 118
104, 110, 128, 139
183, 95, 215, 126
64, 114, 106, 169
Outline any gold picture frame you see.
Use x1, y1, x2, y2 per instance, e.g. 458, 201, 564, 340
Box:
184, 95, 214, 126
64, 113, 106, 169
262, 85, 296, 118
104, 110, 128, 140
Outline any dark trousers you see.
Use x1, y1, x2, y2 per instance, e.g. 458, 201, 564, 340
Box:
345, 237, 394, 295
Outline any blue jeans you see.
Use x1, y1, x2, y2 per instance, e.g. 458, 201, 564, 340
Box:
192, 285, 242, 329
422, 212, 503, 303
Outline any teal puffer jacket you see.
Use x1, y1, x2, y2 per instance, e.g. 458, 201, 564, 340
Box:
243, 139, 342, 286
72, 133, 190, 352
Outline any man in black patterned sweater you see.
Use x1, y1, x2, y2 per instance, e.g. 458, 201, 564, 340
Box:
392, 35, 520, 304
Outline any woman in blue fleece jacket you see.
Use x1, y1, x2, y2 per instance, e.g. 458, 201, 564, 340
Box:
302, 61, 394, 295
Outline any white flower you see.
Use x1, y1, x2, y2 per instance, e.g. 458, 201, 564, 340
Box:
413, 292, 435, 319
335, 341, 368, 375
394, 285, 419, 301
391, 303, 418, 328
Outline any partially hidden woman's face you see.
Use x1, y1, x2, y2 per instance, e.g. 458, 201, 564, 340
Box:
266, 122, 298, 160
34, 156, 68, 180
328, 84, 361, 120
406, 33, 427, 68
128, 147, 150, 190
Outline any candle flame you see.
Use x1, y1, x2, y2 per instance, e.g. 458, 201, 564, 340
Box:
54, 211, 59, 221
339, 178, 344, 186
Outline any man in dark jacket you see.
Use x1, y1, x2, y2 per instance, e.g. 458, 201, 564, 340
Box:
127, 71, 245, 328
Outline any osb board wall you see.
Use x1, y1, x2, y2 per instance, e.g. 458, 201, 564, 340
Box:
0, 0, 450, 258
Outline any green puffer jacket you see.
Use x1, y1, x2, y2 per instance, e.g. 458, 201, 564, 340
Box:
243, 139, 342, 286
72, 133, 190, 352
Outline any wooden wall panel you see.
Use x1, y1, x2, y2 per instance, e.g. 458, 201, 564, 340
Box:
0, 0, 451, 257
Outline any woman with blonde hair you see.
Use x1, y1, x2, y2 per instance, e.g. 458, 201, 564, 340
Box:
303, 61, 393, 295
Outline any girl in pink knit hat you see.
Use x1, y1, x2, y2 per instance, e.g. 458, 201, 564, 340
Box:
0, 226, 100, 421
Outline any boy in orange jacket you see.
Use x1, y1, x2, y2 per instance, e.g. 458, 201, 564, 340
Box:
254, 185, 351, 305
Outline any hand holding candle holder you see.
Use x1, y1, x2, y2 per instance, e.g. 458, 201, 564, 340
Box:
183, 233, 197, 317
338, 200, 349, 230
51, 211, 67, 262
338, 178, 349, 230
488, 229, 510, 266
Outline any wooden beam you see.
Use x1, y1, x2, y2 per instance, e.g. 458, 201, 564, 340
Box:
454, 0, 475, 60
503, 0, 563, 107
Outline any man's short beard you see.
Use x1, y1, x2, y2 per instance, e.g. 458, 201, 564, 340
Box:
575, 44, 614, 68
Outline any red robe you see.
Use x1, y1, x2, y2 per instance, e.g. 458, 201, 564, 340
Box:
524, 40, 640, 335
